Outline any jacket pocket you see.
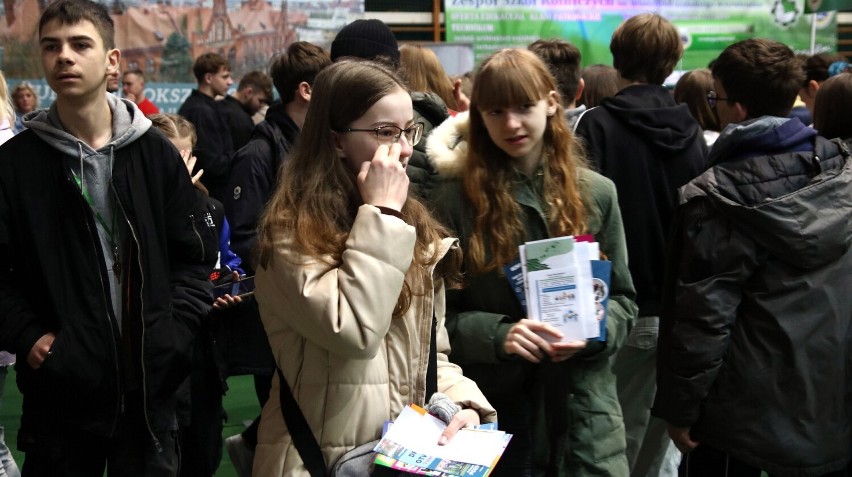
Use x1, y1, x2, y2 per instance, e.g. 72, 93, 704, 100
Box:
624, 316, 659, 350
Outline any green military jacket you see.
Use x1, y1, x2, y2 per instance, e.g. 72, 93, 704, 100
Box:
427, 112, 639, 476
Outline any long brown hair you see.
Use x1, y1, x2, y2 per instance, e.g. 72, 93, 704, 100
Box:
466, 48, 588, 274
673, 69, 721, 132
257, 59, 460, 317
399, 45, 458, 111
813, 72, 852, 139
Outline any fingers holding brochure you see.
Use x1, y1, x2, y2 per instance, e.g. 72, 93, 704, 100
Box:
504, 319, 564, 363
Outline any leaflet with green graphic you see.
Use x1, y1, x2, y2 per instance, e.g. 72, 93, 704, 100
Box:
522, 237, 598, 342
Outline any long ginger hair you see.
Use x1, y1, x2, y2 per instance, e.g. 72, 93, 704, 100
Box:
466, 49, 588, 274
257, 60, 460, 317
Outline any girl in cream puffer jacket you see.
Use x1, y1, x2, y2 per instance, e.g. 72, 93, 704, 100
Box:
252, 59, 496, 477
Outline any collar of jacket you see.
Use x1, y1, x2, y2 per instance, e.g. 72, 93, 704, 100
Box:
427, 111, 551, 234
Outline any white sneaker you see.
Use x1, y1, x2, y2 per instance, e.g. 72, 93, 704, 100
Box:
225, 434, 255, 477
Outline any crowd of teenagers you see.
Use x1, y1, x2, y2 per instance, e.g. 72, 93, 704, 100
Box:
0, 1, 849, 476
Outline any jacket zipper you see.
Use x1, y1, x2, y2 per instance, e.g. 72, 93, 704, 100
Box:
113, 181, 162, 452
189, 214, 205, 261
69, 175, 123, 433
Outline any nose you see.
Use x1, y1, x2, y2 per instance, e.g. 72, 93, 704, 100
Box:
56, 44, 74, 64
398, 135, 414, 160
504, 111, 521, 129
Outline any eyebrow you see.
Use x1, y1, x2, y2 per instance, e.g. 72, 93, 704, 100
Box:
40, 35, 96, 44
369, 118, 416, 127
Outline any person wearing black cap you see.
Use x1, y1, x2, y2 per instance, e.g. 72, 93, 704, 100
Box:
331, 18, 449, 201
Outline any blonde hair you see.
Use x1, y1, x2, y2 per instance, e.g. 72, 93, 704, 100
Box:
257, 60, 461, 318
466, 49, 588, 274
148, 113, 197, 147
0, 71, 15, 125
12, 82, 39, 113
399, 44, 458, 110
149, 113, 208, 194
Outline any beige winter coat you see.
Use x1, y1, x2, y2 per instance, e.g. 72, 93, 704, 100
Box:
252, 204, 497, 477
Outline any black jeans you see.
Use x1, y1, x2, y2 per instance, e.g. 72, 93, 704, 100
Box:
22, 391, 179, 477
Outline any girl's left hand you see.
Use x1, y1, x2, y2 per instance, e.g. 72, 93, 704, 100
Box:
180, 149, 204, 184
437, 409, 480, 446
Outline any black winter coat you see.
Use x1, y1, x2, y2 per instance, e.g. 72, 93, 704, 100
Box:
179, 90, 235, 200
654, 134, 852, 476
0, 128, 217, 442
224, 104, 298, 274
574, 84, 707, 317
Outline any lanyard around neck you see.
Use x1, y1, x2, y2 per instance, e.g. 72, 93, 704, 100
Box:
70, 170, 119, 248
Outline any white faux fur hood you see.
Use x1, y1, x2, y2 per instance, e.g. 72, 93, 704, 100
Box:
425, 111, 470, 179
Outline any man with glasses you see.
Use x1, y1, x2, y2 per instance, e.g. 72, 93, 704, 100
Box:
654, 38, 851, 476
573, 13, 707, 477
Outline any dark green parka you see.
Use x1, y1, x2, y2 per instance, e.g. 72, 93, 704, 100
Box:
426, 113, 638, 476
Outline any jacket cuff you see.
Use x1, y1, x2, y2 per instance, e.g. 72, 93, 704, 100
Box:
376, 206, 404, 220
16, 320, 52, 359
494, 320, 515, 361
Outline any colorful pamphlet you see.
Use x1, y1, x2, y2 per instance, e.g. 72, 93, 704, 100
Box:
372, 404, 511, 477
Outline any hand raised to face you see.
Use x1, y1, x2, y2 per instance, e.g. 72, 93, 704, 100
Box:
357, 143, 409, 212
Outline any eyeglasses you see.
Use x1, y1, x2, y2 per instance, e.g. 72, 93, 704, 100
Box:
339, 122, 425, 147
706, 90, 730, 108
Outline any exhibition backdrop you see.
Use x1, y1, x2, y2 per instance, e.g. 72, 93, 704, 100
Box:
444, 0, 840, 71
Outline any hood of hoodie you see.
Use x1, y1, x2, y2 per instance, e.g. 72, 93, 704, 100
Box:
22, 94, 151, 158
681, 133, 851, 269
707, 116, 816, 167
22, 94, 151, 327
600, 84, 704, 156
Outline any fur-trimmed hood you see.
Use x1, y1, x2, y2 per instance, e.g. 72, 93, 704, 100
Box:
426, 110, 470, 179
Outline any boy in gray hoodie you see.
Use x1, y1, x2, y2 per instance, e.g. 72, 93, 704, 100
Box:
0, 0, 217, 475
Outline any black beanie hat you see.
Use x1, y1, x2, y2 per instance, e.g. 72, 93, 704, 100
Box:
331, 19, 400, 64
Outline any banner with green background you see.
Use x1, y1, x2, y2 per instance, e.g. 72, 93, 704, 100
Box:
444, 0, 838, 71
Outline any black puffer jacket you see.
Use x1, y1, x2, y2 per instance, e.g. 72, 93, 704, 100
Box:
224, 104, 298, 274
0, 126, 217, 441
408, 92, 449, 202
654, 133, 852, 476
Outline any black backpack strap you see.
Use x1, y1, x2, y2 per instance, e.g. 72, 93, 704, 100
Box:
277, 367, 328, 477
425, 311, 438, 401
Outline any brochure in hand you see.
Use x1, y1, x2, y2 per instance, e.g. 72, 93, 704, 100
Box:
372, 404, 511, 477
512, 235, 610, 342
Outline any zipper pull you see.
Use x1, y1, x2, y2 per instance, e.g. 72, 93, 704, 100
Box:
113, 246, 122, 284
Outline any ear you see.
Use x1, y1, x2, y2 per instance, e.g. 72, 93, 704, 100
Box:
808, 79, 820, 95
297, 81, 312, 103
243, 86, 255, 100
204, 72, 213, 85
331, 130, 346, 157
574, 78, 585, 103
546, 90, 559, 116
106, 48, 120, 76
732, 101, 749, 123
